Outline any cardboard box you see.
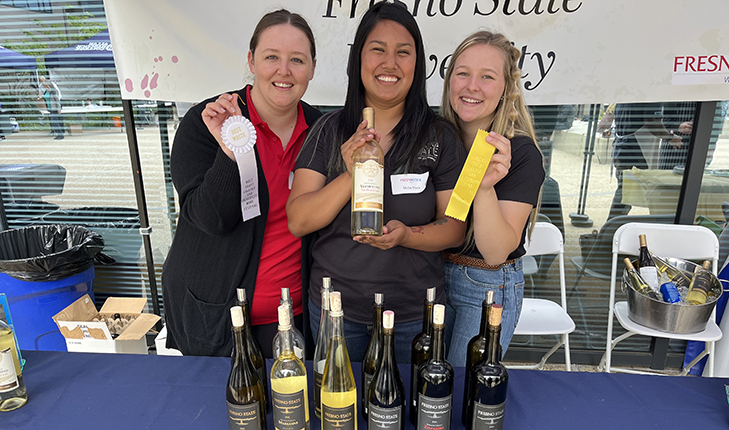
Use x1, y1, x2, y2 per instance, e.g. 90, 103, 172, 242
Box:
52, 294, 160, 354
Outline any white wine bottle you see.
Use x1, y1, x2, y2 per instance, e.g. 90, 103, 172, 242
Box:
368, 310, 405, 430
271, 304, 310, 430
351, 107, 384, 236
624, 259, 660, 300
410, 287, 435, 424
313, 277, 333, 418
416, 304, 453, 430
321, 291, 357, 430
227, 306, 266, 430
686, 261, 714, 305
272, 288, 306, 361
0, 320, 27, 412
467, 304, 508, 430
361, 292, 384, 418
637, 234, 660, 293
236, 288, 268, 412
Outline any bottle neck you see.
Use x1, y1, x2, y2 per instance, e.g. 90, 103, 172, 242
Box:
422, 301, 434, 335
331, 312, 344, 339
241, 302, 253, 332
431, 324, 445, 362
478, 301, 490, 337
233, 326, 249, 364
487, 325, 501, 364
382, 328, 396, 367
279, 326, 296, 358
373, 304, 383, 340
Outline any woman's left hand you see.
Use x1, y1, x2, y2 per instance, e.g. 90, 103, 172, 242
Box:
353, 219, 409, 250
480, 132, 512, 189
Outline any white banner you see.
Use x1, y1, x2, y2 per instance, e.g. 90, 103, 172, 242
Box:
103, 0, 729, 106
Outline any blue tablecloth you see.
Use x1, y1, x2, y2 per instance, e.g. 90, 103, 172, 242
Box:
6, 350, 729, 429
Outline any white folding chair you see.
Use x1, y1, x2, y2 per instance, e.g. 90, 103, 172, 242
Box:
600, 222, 723, 376
512, 222, 575, 370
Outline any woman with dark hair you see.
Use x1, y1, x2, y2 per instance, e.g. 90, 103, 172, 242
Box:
287, 2, 465, 363
440, 30, 544, 365
162, 9, 321, 357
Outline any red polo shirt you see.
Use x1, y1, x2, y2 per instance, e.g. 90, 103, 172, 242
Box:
246, 87, 308, 325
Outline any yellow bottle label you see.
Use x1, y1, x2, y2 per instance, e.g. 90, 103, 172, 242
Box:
445, 130, 496, 221
353, 160, 384, 212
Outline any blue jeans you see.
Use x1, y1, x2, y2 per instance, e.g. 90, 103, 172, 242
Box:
444, 259, 525, 367
308, 297, 425, 365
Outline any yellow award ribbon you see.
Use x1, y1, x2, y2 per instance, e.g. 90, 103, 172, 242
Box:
445, 129, 496, 221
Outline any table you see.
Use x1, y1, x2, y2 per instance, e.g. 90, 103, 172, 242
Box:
622, 167, 729, 221
7, 350, 729, 429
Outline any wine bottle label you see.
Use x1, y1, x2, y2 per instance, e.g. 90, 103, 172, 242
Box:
272, 389, 307, 430
314, 371, 323, 415
639, 266, 660, 292
471, 401, 505, 430
0, 347, 19, 393
322, 403, 356, 430
368, 404, 402, 430
353, 160, 384, 212
227, 401, 261, 430
417, 393, 452, 430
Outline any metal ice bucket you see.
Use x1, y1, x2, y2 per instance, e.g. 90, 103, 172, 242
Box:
622, 258, 723, 333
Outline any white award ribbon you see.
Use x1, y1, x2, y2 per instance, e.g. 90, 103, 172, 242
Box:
221, 115, 260, 221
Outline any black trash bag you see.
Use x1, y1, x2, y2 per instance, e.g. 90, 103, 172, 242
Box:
0, 224, 105, 282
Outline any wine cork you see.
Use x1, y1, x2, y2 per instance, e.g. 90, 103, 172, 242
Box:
433, 304, 445, 325
236, 288, 246, 303
427, 287, 436, 302
281, 287, 290, 301
489, 304, 503, 326
278, 304, 291, 330
330, 291, 343, 315
374, 292, 384, 305
702, 260, 711, 270
230, 306, 244, 328
639, 234, 647, 247
363, 107, 374, 127
624, 258, 635, 270
383, 310, 394, 329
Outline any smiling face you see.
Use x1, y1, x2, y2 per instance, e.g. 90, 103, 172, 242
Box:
360, 19, 416, 110
248, 23, 316, 113
448, 43, 506, 128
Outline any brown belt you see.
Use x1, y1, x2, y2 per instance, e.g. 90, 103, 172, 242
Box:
443, 252, 516, 271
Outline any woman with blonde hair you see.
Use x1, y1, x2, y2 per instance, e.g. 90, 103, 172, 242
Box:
440, 30, 544, 365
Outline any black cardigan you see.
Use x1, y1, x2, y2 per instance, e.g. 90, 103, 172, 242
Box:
162, 86, 322, 356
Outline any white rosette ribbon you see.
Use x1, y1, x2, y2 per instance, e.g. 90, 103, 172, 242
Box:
221, 115, 260, 221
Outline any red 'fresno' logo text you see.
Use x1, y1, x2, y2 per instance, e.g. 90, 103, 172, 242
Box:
674, 55, 729, 73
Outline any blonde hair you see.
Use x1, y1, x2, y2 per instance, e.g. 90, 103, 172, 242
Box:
440, 30, 543, 253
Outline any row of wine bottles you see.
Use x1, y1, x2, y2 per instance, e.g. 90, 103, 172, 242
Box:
624, 234, 716, 305
226, 280, 510, 430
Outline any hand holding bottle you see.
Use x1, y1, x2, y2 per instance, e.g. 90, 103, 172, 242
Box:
341, 119, 380, 176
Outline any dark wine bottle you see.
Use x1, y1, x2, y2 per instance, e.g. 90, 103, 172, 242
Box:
461, 290, 494, 425
410, 287, 436, 424
362, 292, 384, 418
467, 304, 508, 430
637, 234, 659, 292
236, 288, 268, 412
415, 304, 453, 430
227, 306, 266, 430
367, 310, 405, 430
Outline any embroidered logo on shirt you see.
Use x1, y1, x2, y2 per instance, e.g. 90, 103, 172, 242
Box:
418, 141, 439, 162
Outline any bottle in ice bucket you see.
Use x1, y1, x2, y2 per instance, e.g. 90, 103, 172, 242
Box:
624, 258, 660, 300
650, 253, 693, 289
685, 261, 713, 305
637, 234, 660, 292
659, 282, 681, 304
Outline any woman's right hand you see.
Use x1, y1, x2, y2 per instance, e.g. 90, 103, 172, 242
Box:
202, 93, 240, 159
340, 119, 379, 175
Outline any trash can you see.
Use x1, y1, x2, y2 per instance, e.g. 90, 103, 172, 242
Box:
0, 225, 104, 351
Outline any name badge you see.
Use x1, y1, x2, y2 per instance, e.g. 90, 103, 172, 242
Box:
391, 172, 429, 195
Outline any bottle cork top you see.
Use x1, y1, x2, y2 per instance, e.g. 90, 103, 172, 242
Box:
383, 310, 394, 329
639, 234, 647, 247
322, 277, 331, 290
330, 291, 343, 314
363, 107, 374, 127
230, 306, 244, 328
374, 292, 384, 305
624, 258, 635, 270
278, 304, 291, 330
281, 287, 290, 301
433, 304, 445, 325
489, 303, 503, 326
427, 287, 436, 302
485, 290, 494, 304
702, 260, 712, 270
236, 288, 246, 303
